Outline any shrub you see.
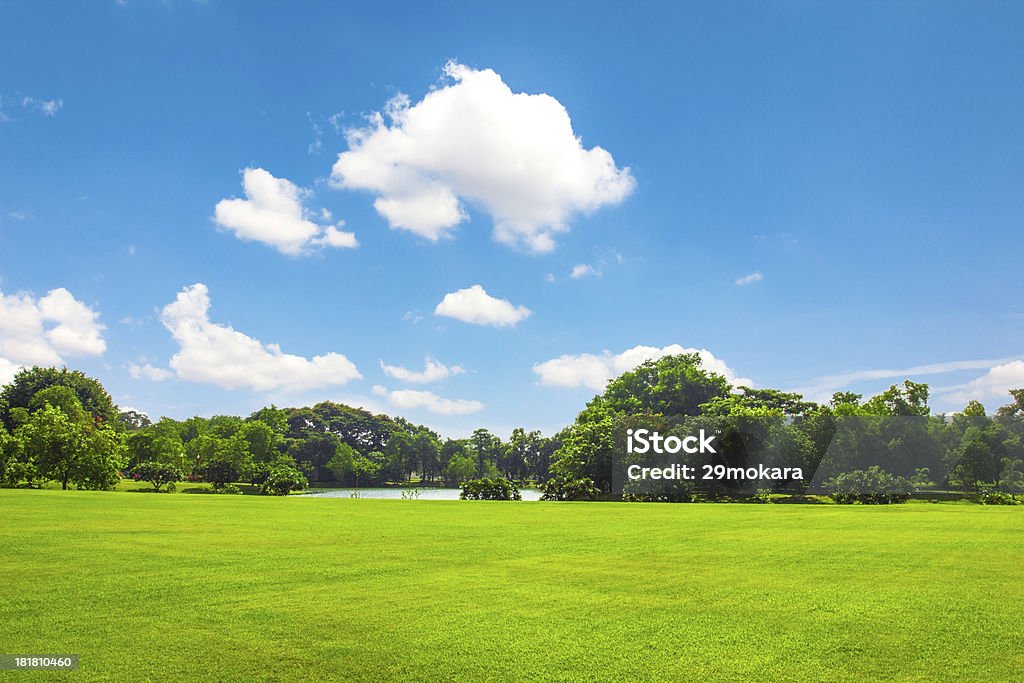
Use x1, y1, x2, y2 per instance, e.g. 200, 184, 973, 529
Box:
981, 492, 1019, 505
259, 463, 307, 496
539, 475, 600, 501
622, 478, 695, 503
130, 461, 184, 492
214, 483, 242, 495
824, 466, 914, 504
460, 477, 521, 501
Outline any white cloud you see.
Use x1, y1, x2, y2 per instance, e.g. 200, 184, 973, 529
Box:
330, 61, 635, 253
434, 285, 532, 327
545, 273, 556, 283
570, 264, 600, 279
159, 283, 361, 392
935, 360, 1024, 409
533, 344, 752, 391
213, 167, 358, 255
0, 287, 106, 384
314, 224, 359, 248
735, 271, 764, 286
128, 363, 172, 382
379, 356, 465, 384
372, 385, 483, 415
790, 356, 1024, 405
21, 96, 63, 117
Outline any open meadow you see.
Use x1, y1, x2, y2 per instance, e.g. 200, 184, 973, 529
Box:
1, 490, 1022, 681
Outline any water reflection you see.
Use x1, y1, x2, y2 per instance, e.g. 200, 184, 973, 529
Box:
301, 487, 542, 501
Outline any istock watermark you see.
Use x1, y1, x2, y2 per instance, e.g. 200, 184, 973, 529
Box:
626, 428, 717, 455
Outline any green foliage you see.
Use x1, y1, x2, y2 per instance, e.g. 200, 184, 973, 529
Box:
824, 466, 914, 504
259, 462, 307, 496
539, 474, 600, 501
459, 477, 521, 501
980, 492, 1019, 505
16, 394, 125, 491
595, 353, 731, 419
910, 467, 934, 491
130, 461, 184, 492
443, 450, 477, 484
126, 430, 185, 469
1, 366, 118, 430
118, 410, 152, 431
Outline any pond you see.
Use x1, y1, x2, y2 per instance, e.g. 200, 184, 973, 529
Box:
301, 487, 543, 501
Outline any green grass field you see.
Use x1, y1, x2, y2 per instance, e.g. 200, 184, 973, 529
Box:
1, 490, 1021, 681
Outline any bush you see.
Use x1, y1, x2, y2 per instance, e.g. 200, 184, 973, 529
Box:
259, 463, 307, 496
539, 475, 600, 501
824, 466, 914, 504
981, 492, 1019, 505
129, 461, 184, 492
214, 483, 242, 495
460, 477, 521, 501
622, 478, 695, 503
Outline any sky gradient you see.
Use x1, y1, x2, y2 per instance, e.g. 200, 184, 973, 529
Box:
1, 1, 1022, 436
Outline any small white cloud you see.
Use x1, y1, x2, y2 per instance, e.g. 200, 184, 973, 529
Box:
434, 285, 532, 327
213, 167, 357, 256
159, 283, 361, 392
0, 287, 106, 384
372, 385, 483, 415
533, 344, 752, 391
313, 224, 359, 249
545, 273, 555, 283
128, 363, 172, 382
330, 61, 634, 253
21, 96, 63, 117
379, 356, 465, 384
402, 310, 424, 324
570, 264, 599, 279
735, 271, 764, 286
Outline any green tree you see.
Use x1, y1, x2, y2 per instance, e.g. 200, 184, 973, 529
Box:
998, 457, 1023, 498
130, 461, 184, 492
444, 451, 477, 484
18, 402, 124, 490
118, 410, 152, 431
1, 366, 118, 430
327, 442, 357, 483
469, 428, 502, 477
597, 353, 731, 420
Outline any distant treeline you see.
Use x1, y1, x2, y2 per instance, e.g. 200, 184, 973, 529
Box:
1, 357, 1022, 502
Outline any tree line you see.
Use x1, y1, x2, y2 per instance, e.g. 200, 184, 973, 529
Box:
1, 358, 1022, 503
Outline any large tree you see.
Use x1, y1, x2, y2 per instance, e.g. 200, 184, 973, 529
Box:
1, 366, 118, 430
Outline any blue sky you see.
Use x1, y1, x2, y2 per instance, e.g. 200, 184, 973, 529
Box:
1, 1, 1022, 436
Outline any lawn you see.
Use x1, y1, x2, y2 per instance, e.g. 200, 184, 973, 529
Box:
0, 490, 1021, 681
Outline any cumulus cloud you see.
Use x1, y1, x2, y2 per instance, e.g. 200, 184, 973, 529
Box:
434, 285, 532, 327
159, 283, 361, 391
570, 264, 600, 279
128, 363, 173, 382
936, 360, 1024, 409
379, 356, 465, 384
533, 344, 752, 391
214, 167, 358, 255
735, 271, 764, 286
372, 385, 483, 415
0, 287, 106, 384
330, 61, 635, 253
